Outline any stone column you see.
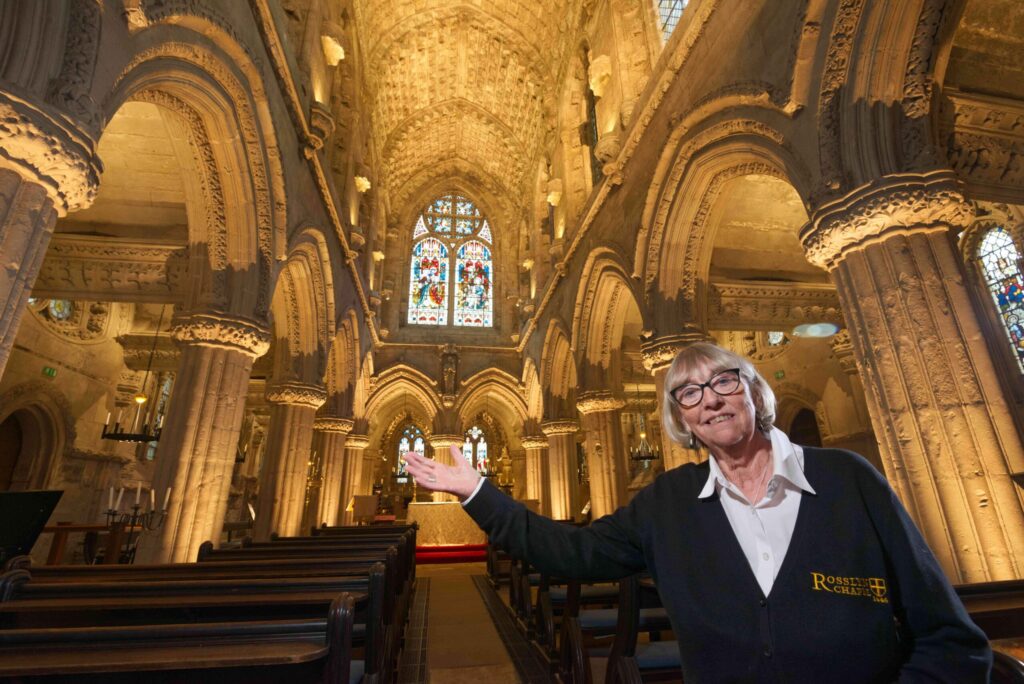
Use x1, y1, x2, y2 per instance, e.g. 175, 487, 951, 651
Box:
577, 392, 629, 519
136, 313, 270, 564
541, 420, 580, 521
429, 434, 463, 503
804, 170, 1024, 582
520, 434, 548, 513
642, 331, 710, 470
0, 89, 100, 377
254, 382, 327, 540
312, 416, 354, 528
828, 330, 884, 471
340, 433, 370, 525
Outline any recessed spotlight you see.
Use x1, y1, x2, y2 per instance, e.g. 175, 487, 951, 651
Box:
791, 323, 839, 338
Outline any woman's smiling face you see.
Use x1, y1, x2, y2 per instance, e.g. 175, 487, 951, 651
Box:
674, 361, 758, 454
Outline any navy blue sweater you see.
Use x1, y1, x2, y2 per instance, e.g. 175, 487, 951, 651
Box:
464, 447, 991, 682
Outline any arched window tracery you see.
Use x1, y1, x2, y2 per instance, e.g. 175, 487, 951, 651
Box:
407, 194, 493, 328
977, 225, 1024, 373
462, 425, 489, 474
396, 424, 425, 483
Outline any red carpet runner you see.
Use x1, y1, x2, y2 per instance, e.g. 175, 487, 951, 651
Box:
415, 544, 487, 564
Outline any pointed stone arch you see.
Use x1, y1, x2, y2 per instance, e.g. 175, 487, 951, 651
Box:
0, 381, 75, 491
540, 319, 577, 420
521, 358, 544, 424
324, 308, 362, 418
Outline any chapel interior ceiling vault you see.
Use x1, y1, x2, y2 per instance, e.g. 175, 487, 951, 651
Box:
351, 0, 583, 211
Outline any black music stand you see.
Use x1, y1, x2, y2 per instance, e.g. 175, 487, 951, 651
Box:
0, 490, 63, 566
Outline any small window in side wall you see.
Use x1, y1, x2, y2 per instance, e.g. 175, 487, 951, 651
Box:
655, 0, 688, 42
977, 225, 1024, 373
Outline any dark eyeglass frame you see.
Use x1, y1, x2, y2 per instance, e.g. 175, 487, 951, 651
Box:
670, 368, 742, 408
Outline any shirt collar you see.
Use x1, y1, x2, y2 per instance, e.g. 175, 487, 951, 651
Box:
697, 427, 816, 499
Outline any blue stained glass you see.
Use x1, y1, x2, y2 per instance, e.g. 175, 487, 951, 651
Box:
407, 238, 449, 325
454, 241, 492, 327
396, 426, 425, 479
979, 226, 1024, 372
408, 193, 493, 328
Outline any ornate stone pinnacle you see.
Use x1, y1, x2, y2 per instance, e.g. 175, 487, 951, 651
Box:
803, 170, 975, 271
266, 382, 328, 408
171, 312, 271, 358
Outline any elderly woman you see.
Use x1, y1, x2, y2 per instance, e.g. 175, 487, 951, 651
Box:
403, 342, 990, 681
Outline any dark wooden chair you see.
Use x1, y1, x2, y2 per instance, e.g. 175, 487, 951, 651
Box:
605, 575, 681, 684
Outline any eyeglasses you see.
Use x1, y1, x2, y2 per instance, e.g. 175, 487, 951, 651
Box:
670, 369, 742, 408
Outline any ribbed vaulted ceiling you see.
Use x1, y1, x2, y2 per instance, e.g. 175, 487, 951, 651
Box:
352, 0, 581, 211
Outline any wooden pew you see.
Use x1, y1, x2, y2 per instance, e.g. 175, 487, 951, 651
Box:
0, 593, 360, 683
605, 575, 680, 684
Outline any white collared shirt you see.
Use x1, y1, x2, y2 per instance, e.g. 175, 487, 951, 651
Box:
697, 427, 815, 596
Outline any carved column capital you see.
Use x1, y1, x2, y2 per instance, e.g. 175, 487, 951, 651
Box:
171, 313, 272, 358
266, 382, 328, 408
804, 170, 975, 271
345, 434, 371, 450
520, 435, 548, 450
0, 91, 101, 215
429, 434, 464, 450
314, 417, 354, 434
640, 329, 711, 371
541, 420, 579, 437
576, 391, 627, 415
829, 329, 858, 376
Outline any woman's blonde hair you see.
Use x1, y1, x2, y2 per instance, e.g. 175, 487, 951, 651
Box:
661, 342, 776, 447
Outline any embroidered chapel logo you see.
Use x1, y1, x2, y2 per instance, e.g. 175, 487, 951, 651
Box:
810, 572, 888, 604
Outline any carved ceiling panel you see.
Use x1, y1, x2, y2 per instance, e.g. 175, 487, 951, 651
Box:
353, 0, 579, 212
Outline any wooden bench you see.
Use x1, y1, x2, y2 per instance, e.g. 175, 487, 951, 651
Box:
0, 593, 362, 683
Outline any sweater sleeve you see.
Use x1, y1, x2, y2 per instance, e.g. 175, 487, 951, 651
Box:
852, 454, 992, 682
463, 478, 647, 580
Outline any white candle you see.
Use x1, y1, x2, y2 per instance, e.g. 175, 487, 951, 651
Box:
149, 488, 156, 511
105, 411, 111, 426
107, 486, 114, 510
116, 409, 122, 425
163, 487, 172, 511
135, 482, 141, 505
114, 487, 124, 510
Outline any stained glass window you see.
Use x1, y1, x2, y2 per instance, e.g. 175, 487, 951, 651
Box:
656, 0, 688, 42
408, 193, 493, 327
396, 424, 425, 482
978, 226, 1024, 373
463, 425, 489, 474
454, 241, 493, 327
767, 331, 787, 346
407, 238, 449, 325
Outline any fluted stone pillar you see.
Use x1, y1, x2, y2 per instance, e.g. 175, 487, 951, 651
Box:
541, 420, 580, 521
828, 330, 883, 472
0, 90, 100, 377
577, 392, 629, 519
642, 331, 710, 470
254, 382, 327, 540
429, 434, 463, 502
521, 434, 548, 513
137, 313, 270, 564
804, 170, 1024, 582
340, 433, 370, 525
312, 417, 354, 528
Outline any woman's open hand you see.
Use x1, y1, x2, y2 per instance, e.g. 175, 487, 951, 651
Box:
403, 445, 482, 500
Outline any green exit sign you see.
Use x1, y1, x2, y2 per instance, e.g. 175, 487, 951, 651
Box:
42, 366, 57, 378
774, 370, 785, 380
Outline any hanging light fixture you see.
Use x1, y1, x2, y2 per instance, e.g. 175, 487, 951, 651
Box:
629, 382, 661, 463
103, 306, 165, 444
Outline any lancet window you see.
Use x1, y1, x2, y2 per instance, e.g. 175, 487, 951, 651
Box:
462, 425, 489, 474
407, 194, 493, 327
977, 225, 1024, 373
396, 424, 425, 483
